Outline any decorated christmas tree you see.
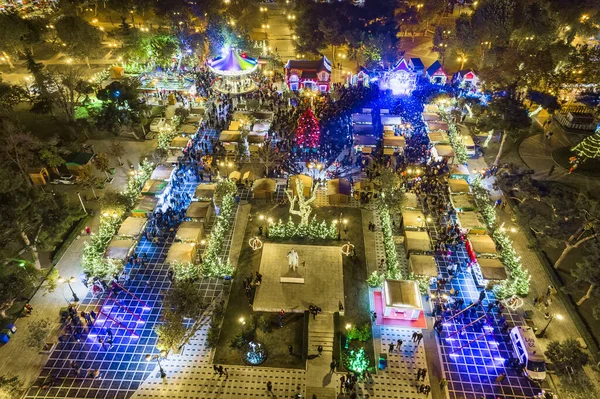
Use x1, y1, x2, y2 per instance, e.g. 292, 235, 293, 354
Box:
295, 108, 320, 148
571, 126, 600, 161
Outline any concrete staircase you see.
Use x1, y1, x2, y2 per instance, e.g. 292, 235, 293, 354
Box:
308, 313, 334, 356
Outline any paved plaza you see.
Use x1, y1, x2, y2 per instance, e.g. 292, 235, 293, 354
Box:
253, 243, 345, 313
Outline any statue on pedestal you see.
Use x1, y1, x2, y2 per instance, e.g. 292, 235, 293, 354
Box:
287, 249, 299, 272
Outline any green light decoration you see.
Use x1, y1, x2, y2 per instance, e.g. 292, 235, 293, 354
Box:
344, 347, 370, 374
268, 216, 337, 240
440, 111, 469, 164
571, 129, 600, 161
171, 261, 201, 281
379, 205, 401, 280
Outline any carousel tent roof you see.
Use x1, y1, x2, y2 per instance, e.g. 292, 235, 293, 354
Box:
477, 258, 507, 281
105, 238, 136, 261
176, 221, 204, 243
166, 242, 196, 264
384, 279, 423, 309
208, 48, 258, 76
468, 234, 497, 256
117, 217, 147, 239
409, 254, 438, 277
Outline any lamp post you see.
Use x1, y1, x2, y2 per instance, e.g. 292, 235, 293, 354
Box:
239, 317, 246, 334
145, 351, 167, 378
457, 56, 468, 70
344, 323, 352, 349
537, 314, 563, 338
267, 217, 273, 238
59, 276, 79, 302
76, 192, 87, 214
259, 214, 265, 236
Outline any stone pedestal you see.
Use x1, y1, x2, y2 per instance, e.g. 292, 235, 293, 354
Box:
280, 268, 305, 284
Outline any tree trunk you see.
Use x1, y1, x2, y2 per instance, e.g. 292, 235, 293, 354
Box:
20, 231, 41, 270
576, 284, 595, 306
0, 298, 16, 319
117, 156, 123, 166
91, 186, 98, 199
2, 51, 14, 69
555, 233, 600, 268
85, 56, 91, 69
494, 130, 507, 166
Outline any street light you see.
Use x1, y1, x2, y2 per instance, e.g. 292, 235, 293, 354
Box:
457, 56, 467, 70
145, 351, 167, 378
58, 276, 79, 302
239, 317, 246, 333
76, 192, 87, 214
536, 314, 564, 338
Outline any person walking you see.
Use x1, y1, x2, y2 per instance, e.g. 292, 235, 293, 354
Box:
267, 381, 273, 393
218, 365, 224, 377
495, 372, 506, 384
388, 342, 395, 353
421, 368, 427, 381
416, 368, 422, 380
412, 331, 418, 342
223, 368, 229, 378
329, 360, 336, 374
397, 339, 403, 352
288, 345, 293, 355
213, 364, 219, 375
423, 385, 431, 397
416, 333, 424, 345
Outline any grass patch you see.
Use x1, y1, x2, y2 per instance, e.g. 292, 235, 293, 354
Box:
552, 146, 600, 177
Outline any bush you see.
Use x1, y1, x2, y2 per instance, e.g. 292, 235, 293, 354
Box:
256, 314, 271, 333
347, 323, 371, 342
206, 323, 221, 348
230, 333, 245, 349
26, 318, 53, 349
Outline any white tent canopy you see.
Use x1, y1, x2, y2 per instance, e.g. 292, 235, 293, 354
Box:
176, 221, 204, 243
117, 217, 147, 239
105, 238, 137, 261
166, 242, 196, 264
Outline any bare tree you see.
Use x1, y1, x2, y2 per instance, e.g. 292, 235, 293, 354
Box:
0, 121, 40, 185
46, 66, 92, 124
285, 177, 317, 226
253, 140, 283, 176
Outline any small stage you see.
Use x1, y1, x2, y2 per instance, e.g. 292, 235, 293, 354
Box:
253, 243, 344, 313
372, 290, 427, 329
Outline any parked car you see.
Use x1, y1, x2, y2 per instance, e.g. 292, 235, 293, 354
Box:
50, 175, 76, 185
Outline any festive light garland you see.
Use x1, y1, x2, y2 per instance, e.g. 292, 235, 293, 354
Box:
571, 132, 600, 161
379, 205, 401, 280
295, 108, 321, 149
440, 111, 469, 164
268, 216, 337, 240
344, 347, 370, 373
171, 260, 201, 281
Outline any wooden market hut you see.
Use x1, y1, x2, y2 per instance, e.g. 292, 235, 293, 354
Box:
194, 184, 216, 201
116, 217, 147, 240
289, 175, 313, 197
382, 279, 423, 320
65, 152, 95, 175
408, 254, 438, 278
403, 231, 431, 257
428, 130, 449, 144
383, 136, 406, 155
150, 164, 175, 181
468, 234, 498, 257
228, 120, 241, 131
141, 179, 168, 197
400, 210, 426, 230
169, 136, 190, 149
219, 131, 241, 143
448, 179, 471, 194
422, 112, 441, 122
180, 124, 198, 135
166, 242, 197, 264
175, 221, 204, 243
433, 144, 455, 162
166, 149, 185, 164
450, 193, 477, 212
252, 178, 276, 200
426, 121, 449, 132
131, 196, 159, 218
327, 178, 351, 205
477, 258, 508, 281
229, 171, 241, 182
185, 114, 203, 123
105, 238, 137, 262
403, 192, 418, 210
456, 212, 487, 235
185, 201, 213, 224
449, 164, 470, 180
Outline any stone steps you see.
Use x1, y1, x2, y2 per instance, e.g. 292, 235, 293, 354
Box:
305, 386, 337, 399
308, 314, 334, 355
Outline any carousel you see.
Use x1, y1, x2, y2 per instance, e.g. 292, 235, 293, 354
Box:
208, 47, 259, 95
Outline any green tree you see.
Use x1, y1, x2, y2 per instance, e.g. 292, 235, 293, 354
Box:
472, 0, 516, 46
149, 34, 179, 69
0, 121, 41, 185
0, 261, 40, 318
375, 167, 405, 213
39, 147, 66, 170
78, 164, 101, 199
45, 66, 94, 124
0, 82, 27, 120
155, 310, 186, 353
26, 318, 53, 350
164, 281, 206, 319
545, 339, 590, 375
55, 16, 103, 68
93, 152, 111, 180
253, 140, 283, 176
0, 375, 23, 399
0, 12, 42, 69
108, 140, 125, 166
571, 245, 600, 306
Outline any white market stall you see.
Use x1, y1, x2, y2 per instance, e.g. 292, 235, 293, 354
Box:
117, 217, 147, 240
166, 242, 197, 264
175, 221, 204, 243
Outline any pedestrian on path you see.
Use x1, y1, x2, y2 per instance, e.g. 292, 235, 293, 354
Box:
213, 365, 218, 374
423, 385, 431, 397
417, 368, 422, 380
416, 333, 423, 344
421, 368, 427, 381
288, 345, 293, 355
412, 332, 418, 342
223, 368, 229, 378
439, 378, 447, 390
329, 360, 336, 374
218, 365, 224, 377
267, 381, 273, 393
397, 339, 403, 351
495, 372, 506, 384
388, 342, 394, 353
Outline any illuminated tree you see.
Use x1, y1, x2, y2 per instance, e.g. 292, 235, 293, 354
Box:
295, 108, 320, 149
285, 178, 317, 227
571, 131, 600, 162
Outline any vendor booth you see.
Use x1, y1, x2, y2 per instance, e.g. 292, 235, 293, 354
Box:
228, 120, 241, 131
382, 279, 423, 320
467, 234, 497, 257
131, 196, 159, 218
252, 178, 276, 200
400, 210, 426, 230
185, 201, 213, 224
448, 179, 471, 194
449, 164, 470, 180
383, 136, 406, 155
426, 121, 449, 132
428, 130, 449, 144
457, 212, 487, 234
403, 231, 431, 257
166, 149, 185, 164
150, 165, 175, 181
194, 184, 216, 201
422, 112, 441, 122
403, 192, 418, 210
105, 238, 137, 262
352, 113, 372, 125
185, 114, 203, 123
219, 131, 242, 143
141, 179, 168, 197
327, 178, 351, 205
474, 258, 508, 287
450, 193, 477, 212
180, 124, 198, 135
289, 175, 313, 197
166, 242, 197, 264
353, 133, 378, 155
432, 144, 455, 162
248, 132, 267, 145
253, 122, 271, 132
380, 115, 404, 125
117, 217, 147, 240
408, 254, 438, 278
170, 136, 190, 149
175, 221, 204, 243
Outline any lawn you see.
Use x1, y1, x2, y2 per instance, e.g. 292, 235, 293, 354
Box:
213, 200, 374, 369
552, 146, 600, 177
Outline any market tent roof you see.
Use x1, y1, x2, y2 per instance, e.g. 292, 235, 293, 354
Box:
229, 121, 241, 131
450, 193, 477, 211
170, 136, 190, 149
208, 48, 258, 76
422, 112, 441, 122
105, 238, 137, 261
353, 180, 376, 193
166, 149, 185, 164
424, 104, 438, 113
219, 131, 241, 142
409, 255, 438, 277
252, 178, 276, 197
383, 136, 406, 148
404, 231, 431, 253
384, 279, 423, 309
185, 201, 213, 221
477, 258, 507, 281
242, 170, 255, 181
457, 212, 487, 231
253, 122, 270, 132
176, 221, 204, 243
248, 132, 266, 143
353, 125, 375, 136
229, 171, 241, 181
353, 134, 377, 146
141, 179, 167, 196
450, 164, 470, 177
185, 114, 203, 123
117, 217, 147, 239
327, 178, 351, 196
380, 115, 403, 125
165, 242, 196, 264
194, 184, 216, 200
469, 234, 497, 256
434, 144, 455, 158
151, 165, 175, 181
448, 178, 471, 194
462, 135, 475, 146
403, 192, 418, 209
402, 210, 426, 228
289, 175, 313, 197
426, 121, 449, 132
132, 196, 158, 216
253, 111, 274, 120
180, 124, 198, 134
352, 113, 372, 124
65, 152, 95, 167
428, 131, 449, 144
